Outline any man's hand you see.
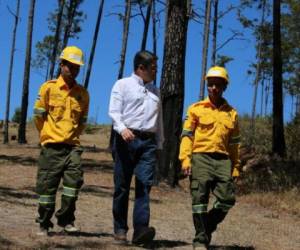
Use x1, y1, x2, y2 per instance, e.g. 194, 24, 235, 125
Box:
183, 166, 191, 176
121, 128, 135, 142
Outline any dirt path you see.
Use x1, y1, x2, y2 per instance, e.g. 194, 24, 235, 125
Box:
0, 132, 299, 250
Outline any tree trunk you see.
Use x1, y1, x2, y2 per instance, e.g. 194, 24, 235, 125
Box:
199, 0, 211, 100
152, 0, 157, 86
109, 0, 132, 151
250, 0, 266, 146
159, 0, 189, 187
211, 0, 218, 66
18, 0, 36, 144
141, 0, 152, 50
56, 0, 80, 77
118, 0, 131, 80
264, 78, 270, 116
49, 0, 65, 79
4, 0, 20, 144
84, 0, 105, 89
260, 78, 264, 116
296, 95, 300, 117
272, 0, 286, 157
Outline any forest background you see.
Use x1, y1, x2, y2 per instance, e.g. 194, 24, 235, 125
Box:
0, 0, 299, 188
0, 1, 299, 248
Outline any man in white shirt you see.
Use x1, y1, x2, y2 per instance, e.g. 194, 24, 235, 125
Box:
109, 50, 164, 245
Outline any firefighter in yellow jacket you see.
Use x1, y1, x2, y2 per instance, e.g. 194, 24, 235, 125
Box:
33, 46, 89, 235
179, 66, 241, 250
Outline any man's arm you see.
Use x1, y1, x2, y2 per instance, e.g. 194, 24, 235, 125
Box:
77, 91, 90, 135
108, 81, 127, 134
179, 105, 197, 175
33, 83, 49, 132
228, 113, 241, 178
156, 93, 164, 150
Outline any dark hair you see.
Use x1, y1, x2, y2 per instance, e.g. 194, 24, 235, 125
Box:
134, 50, 157, 71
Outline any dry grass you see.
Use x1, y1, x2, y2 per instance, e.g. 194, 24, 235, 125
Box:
241, 188, 300, 217
0, 123, 299, 249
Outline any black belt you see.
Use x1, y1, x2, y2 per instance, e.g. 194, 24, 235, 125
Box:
130, 129, 155, 140
204, 152, 228, 160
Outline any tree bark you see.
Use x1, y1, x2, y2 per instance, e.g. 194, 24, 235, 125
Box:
84, 0, 105, 89
159, 0, 189, 186
4, 0, 20, 144
272, 0, 286, 157
152, 0, 157, 86
18, 0, 36, 144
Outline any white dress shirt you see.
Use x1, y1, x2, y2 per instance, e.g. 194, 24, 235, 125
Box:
109, 73, 164, 149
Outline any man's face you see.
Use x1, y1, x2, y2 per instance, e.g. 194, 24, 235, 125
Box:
140, 59, 157, 83
60, 61, 80, 82
207, 77, 227, 100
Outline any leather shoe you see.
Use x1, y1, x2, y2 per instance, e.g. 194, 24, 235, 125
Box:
114, 231, 127, 244
132, 226, 155, 245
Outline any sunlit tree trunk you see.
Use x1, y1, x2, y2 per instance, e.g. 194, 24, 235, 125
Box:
18, 0, 36, 144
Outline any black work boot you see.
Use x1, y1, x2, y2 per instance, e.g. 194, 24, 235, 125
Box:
193, 213, 210, 248
207, 208, 227, 242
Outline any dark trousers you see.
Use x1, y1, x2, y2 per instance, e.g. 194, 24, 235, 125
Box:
191, 153, 235, 245
113, 133, 157, 234
36, 144, 83, 228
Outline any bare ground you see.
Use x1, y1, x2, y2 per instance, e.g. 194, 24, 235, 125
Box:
0, 124, 299, 250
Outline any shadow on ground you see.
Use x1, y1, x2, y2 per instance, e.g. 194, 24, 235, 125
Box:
209, 245, 255, 250
139, 239, 190, 249
83, 159, 114, 173
37, 240, 109, 249
49, 230, 113, 238
0, 154, 37, 166
0, 186, 36, 207
0, 235, 13, 247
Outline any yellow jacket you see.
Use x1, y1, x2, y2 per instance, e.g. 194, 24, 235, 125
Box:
33, 76, 89, 146
179, 97, 241, 177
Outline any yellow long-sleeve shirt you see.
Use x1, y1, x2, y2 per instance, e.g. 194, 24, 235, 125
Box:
179, 97, 241, 177
33, 76, 89, 146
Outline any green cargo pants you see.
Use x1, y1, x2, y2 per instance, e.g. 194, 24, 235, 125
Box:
190, 153, 235, 246
36, 143, 83, 229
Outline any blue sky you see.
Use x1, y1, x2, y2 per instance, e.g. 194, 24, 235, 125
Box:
0, 0, 293, 124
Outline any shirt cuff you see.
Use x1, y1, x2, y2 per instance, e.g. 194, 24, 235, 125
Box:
115, 123, 127, 135
181, 158, 191, 170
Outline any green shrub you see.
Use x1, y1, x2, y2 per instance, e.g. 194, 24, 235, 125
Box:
11, 107, 21, 124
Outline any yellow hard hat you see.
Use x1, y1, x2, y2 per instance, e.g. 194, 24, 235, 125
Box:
205, 66, 229, 83
59, 46, 84, 66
